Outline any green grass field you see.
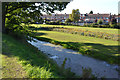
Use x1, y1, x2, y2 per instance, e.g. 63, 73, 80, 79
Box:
30, 24, 119, 34
29, 24, 119, 64
2, 34, 75, 78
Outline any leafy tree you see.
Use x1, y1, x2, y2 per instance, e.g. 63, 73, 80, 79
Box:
65, 18, 72, 23
95, 19, 98, 23
111, 18, 117, 24
2, 2, 69, 38
69, 14, 73, 21
97, 19, 103, 25
69, 9, 80, 22
89, 11, 93, 14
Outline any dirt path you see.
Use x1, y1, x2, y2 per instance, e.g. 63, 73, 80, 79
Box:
28, 38, 119, 78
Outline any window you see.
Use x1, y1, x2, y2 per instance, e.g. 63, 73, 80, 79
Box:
106, 21, 108, 22
106, 17, 108, 19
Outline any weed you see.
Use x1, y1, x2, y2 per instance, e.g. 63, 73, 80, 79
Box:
82, 67, 92, 78
2, 34, 76, 78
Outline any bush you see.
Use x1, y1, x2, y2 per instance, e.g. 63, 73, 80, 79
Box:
50, 40, 59, 45
97, 19, 103, 25
110, 24, 119, 29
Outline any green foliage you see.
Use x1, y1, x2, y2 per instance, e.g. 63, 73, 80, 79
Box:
2, 54, 28, 78
89, 10, 93, 14
51, 27, 119, 41
32, 28, 119, 65
61, 58, 67, 69
82, 67, 92, 78
69, 9, 80, 22
69, 14, 73, 21
97, 19, 103, 25
111, 18, 117, 24
65, 18, 72, 23
3, 2, 70, 39
2, 34, 76, 78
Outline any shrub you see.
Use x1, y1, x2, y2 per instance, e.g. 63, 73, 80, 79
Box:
62, 44, 70, 49
50, 40, 59, 45
97, 19, 103, 25
82, 67, 92, 78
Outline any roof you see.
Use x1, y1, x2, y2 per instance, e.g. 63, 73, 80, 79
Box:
42, 14, 69, 17
81, 14, 110, 18
42, 13, 119, 18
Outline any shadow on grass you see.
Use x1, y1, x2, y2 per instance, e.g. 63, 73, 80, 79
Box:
28, 29, 119, 65
2, 34, 76, 78
32, 32, 47, 36
34, 36, 120, 65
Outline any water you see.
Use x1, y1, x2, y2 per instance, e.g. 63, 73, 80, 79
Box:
27, 37, 119, 78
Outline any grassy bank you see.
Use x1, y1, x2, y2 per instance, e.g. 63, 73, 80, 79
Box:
1, 54, 27, 78
2, 34, 75, 78
30, 24, 119, 34
32, 30, 119, 65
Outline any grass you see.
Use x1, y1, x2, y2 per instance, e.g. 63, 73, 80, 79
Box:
30, 24, 119, 34
31, 29, 119, 65
2, 34, 76, 78
1, 54, 27, 78
0, 32, 2, 79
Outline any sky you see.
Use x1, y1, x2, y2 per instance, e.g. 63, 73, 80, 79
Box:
55, 0, 119, 15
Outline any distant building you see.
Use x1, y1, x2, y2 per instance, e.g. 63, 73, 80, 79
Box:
79, 13, 111, 24
41, 13, 69, 22
41, 13, 119, 25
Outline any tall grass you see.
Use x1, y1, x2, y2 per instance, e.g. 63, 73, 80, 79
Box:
31, 30, 119, 65
2, 34, 76, 78
30, 24, 119, 34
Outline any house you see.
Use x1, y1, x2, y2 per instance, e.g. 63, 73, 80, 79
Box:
41, 13, 119, 25
41, 13, 69, 22
79, 13, 111, 24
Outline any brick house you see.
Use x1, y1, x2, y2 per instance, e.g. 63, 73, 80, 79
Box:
79, 13, 111, 24
41, 13, 69, 22
41, 13, 119, 25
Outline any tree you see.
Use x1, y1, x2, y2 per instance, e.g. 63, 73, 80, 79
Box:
89, 11, 93, 14
69, 9, 80, 22
111, 18, 117, 24
95, 19, 98, 23
2, 2, 69, 37
65, 18, 72, 23
69, 14, 73, 21
97, 19, 103, 25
